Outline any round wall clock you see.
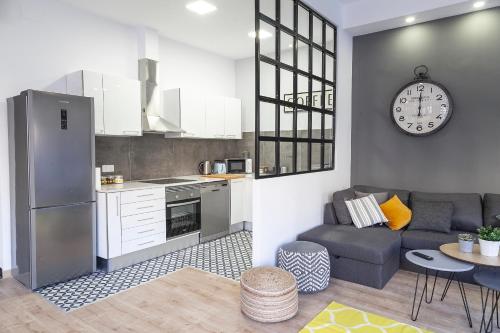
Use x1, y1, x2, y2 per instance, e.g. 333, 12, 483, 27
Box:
390, 65, 453, 136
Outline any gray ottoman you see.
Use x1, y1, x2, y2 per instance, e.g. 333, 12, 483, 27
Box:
277, 241, 330, 293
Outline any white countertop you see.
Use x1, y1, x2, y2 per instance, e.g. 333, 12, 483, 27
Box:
96, 174, 252, 193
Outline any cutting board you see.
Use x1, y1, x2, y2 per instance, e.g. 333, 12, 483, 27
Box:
202, 174, 246, 180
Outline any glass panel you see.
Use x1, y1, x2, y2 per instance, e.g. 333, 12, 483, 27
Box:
325, 54, 335, 82
297, 110, 309, 139
311, 143, 321, 170
167, 202, 200, 239
325, 84, 335, 111
297, 74, 309, 108
259, 141, 276, 176
312, 47, 322, 77
260, 0, 275, 20
280, 105, 293, 137
259, 101, 276, 136
280, 0, 294, 29
312, 79, 322, 109
280, 31, 294, 67
311, 111, 322, 139
259, 21, 276, 59
324, 113, 334, 140
260, 61, 276, 98
313, 16, 323, 46
280, 68, 294, 102
298, 5, 309, 38
297, 41, 309, 72
326, 24, 335, 53
324, 142, 333, 169
297, 142, 309, 172
280, 142, 294, 174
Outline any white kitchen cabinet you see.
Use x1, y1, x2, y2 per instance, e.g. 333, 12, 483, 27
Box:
230, 177, 253, 225
164, 88, 206, 138
96, 188, 166, 260
66, 71, 141, 136
102, 74, 142, 136
67, 70, 105, 135
224, 97, 242, 139
205, 96, 226, 138
164, 88, 242, 139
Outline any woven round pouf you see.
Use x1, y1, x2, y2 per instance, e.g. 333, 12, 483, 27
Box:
277, 241, 330, 293
240, 266, 298, 323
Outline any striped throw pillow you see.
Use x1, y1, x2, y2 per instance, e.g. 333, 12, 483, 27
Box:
345, 194, 388, 229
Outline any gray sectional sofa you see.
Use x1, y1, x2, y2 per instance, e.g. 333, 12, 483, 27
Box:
297, 185, 500, 289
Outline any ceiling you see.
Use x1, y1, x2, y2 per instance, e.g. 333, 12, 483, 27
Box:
59, 0, 256, 59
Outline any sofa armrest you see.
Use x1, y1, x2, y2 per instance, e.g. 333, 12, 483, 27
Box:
324, 203, 338, 225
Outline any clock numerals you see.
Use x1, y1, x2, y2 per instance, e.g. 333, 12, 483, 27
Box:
395, 107, 402, 112
399, 116, 405, 121
407, 123, 413, 128
436, 114, 443, 120
428, 122, 434, 128
400, 97, 407, 104
417, 85, 424, 92
407, 89, 412, 95
436, 94, 443, 101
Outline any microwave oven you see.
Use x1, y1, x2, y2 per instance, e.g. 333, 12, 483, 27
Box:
225, 158, 252, 174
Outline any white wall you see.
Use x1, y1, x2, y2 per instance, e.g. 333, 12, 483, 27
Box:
0, 0, 237, 270
247, 0, 353, 266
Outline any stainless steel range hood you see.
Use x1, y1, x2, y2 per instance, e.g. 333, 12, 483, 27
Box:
139, 58, 185, 133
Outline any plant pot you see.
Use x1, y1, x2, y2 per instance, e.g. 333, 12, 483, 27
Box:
479, 239, 500, 257
458, 239, 474, 253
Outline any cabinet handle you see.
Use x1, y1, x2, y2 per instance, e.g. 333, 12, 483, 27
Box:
137, 217, 154, 222
116, 197, 120, 216
138, 240, 155, 246
138, 229, 155, 234
137, 205, 155, 210
137, 193, 155, 197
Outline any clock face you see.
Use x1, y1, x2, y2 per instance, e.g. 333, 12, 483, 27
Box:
391, 80, 453, 136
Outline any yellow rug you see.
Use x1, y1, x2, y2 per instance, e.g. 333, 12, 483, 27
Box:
300, 301, 433, 333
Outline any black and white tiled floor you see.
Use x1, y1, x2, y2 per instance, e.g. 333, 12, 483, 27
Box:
36, 231, 252, 312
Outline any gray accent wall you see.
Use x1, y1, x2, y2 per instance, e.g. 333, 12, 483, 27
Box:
96, 134, 252, 180
351, 8, 500, 193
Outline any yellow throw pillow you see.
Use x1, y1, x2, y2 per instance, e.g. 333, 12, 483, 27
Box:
380, 195, 412, 231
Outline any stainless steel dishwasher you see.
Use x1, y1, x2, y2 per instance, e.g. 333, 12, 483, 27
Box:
200, 181, 230, 242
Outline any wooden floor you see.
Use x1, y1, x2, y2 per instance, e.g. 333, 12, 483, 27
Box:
0, 267, 494, 333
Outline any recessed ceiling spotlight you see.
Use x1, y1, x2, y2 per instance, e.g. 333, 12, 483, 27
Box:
406, 16, 416, 23
186, 0, 217, 15
248, 30, 272, 39
473, 1, 485, 8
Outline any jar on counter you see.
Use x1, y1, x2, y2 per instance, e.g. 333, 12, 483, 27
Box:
113, 175, 124, 184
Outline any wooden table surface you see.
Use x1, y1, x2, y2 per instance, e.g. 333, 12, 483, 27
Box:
440, 243, 500, 267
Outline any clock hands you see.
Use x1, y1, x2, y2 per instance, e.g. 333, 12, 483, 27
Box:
417, 92, 423, 117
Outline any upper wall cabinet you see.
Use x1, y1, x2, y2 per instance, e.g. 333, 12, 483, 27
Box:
66, 70, 142, 136
164, 88, 242, 140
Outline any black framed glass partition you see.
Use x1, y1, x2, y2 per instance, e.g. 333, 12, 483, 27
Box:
254, 0, 337, 179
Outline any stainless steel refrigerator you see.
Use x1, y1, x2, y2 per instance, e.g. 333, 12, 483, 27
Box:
8, 90, 96, 290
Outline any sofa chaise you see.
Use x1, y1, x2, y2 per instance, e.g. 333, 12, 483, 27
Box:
297, 185, 500, 289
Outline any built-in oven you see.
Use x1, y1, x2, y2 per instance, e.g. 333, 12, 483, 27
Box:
165, 185, 201, 239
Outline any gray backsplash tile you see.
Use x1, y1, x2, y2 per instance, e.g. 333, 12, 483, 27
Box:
96, 134, 253, 180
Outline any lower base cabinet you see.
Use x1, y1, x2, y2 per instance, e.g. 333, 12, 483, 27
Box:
230, 178, 253, 225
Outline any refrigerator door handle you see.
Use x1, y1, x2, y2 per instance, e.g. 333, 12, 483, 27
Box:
116, 196, 120, 216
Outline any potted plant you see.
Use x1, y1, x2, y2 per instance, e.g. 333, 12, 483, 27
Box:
458, 233, 474, 253
477, 226, 500, 257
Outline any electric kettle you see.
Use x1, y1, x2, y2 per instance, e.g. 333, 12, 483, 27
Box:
198, 161, 212, 175
212, 160, 227, 174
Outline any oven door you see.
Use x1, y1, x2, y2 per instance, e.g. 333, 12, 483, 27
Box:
166, 198, 201, 239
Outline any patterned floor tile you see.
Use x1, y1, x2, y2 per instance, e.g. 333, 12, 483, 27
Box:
36, 231, 252, 312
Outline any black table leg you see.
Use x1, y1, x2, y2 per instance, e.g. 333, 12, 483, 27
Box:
457, 279, 473, 328
479, 287, 500, 333
440, 272, 455, 302
411, 269, 438, 321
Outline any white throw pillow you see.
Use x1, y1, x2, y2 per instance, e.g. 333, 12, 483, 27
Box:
345, 194, 388, 229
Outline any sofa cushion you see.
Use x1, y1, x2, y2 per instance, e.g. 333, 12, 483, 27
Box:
332, 188, 356, 225
483, 193, 500, 228
297, 224, 401, 265
380, 195, 412, 231
355, 191, 390, 204
345, 195, 388, 228
407, 201, 454, 233
401, 230, 475, 250
410, 192, 482, 232
353, 185, 410, 206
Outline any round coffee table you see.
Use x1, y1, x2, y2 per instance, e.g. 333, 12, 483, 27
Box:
440, 243, 500, 267
406, 250, 475, 327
